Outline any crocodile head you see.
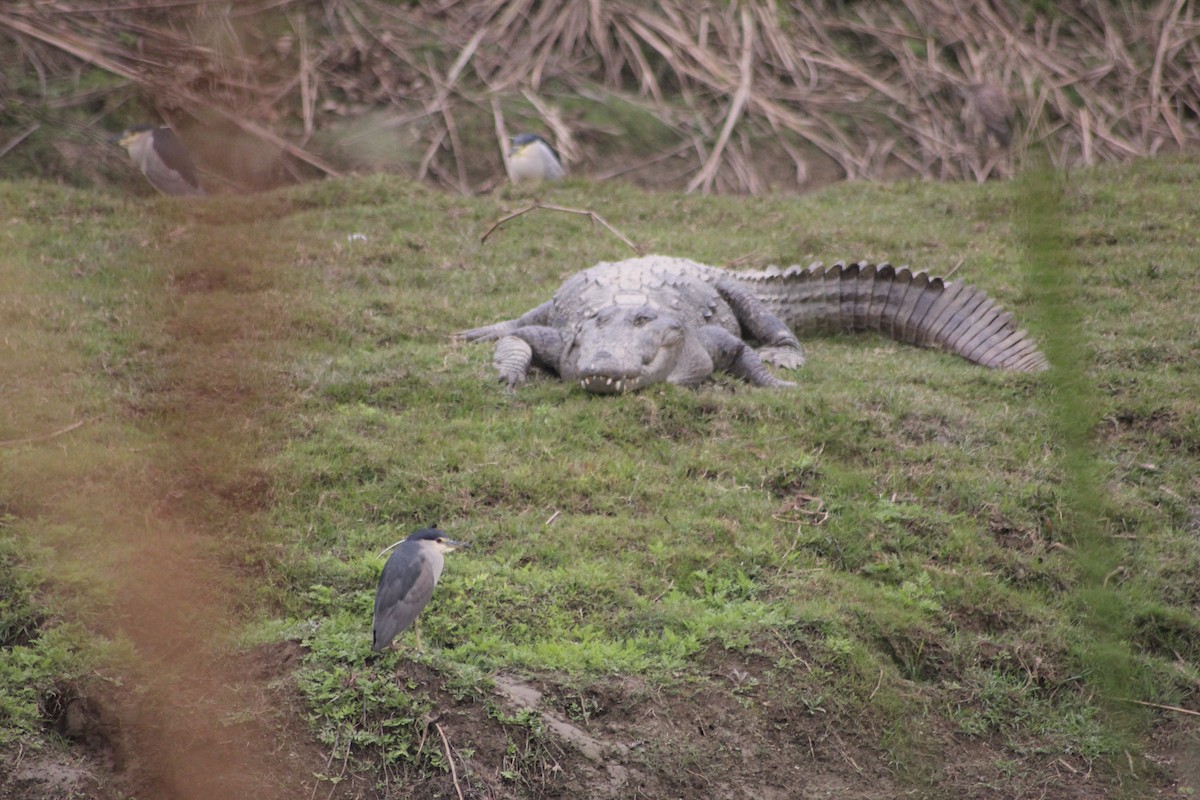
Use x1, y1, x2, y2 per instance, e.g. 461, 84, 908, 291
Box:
558, 305, 715, 394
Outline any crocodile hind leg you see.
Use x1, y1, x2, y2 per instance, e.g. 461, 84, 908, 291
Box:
714, 279, 806, 369
697, 326, 796, 388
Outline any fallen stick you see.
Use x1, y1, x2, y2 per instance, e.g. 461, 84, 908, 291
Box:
435, 723, 466, 800
1112, 698, 1200, 717
0, 418, 92, 448
480, 202, 645, 256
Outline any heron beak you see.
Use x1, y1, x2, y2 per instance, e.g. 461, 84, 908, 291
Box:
445, 539, 471, 550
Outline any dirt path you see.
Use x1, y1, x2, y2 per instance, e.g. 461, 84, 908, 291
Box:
102, 212, 321, 799
2, 202, 316, 799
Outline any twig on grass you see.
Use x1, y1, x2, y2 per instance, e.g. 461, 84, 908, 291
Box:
307, 731, 337, 800
0, 418, 92, 448
651, 579, 674, 603
1111, 697, 1200, 717
435, 723, 467, 800
868, 667, 884, 700
770, 628, 812, 672
770, 492, 828, 526
480, 202, 646, 256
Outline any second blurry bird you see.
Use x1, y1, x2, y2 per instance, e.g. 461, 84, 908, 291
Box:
961, 83, 1014, 148
372, 528, 470, 652
507, 133, 565, 183
114, 124, 205, 196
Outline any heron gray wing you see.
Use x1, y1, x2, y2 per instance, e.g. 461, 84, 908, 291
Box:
372, 543, 439, 650
152, 127, 202, 188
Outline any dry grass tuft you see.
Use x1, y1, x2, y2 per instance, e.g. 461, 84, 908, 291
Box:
2, 0, 1197, 192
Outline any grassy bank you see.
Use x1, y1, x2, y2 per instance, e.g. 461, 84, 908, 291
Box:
2, 158, 1198, 798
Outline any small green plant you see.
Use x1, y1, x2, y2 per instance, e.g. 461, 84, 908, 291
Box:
293, 609, 436, 770
494, 712, 558, 792
0, 625, 93, 745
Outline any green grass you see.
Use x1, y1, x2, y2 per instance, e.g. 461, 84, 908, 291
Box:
2, 159, 1198, 795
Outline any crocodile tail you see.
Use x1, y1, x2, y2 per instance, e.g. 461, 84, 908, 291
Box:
734, 261, 1048, 372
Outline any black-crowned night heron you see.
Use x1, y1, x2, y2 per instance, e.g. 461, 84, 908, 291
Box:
113, 124, 205, 196
961, 83, 1014, 148
372, 528, 470, 651
507, 133, 565, 183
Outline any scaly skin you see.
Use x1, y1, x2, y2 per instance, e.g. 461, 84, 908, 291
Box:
458, 255, 1045, 393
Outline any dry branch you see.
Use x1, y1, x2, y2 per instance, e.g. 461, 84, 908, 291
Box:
1112, 698, 1200, 717
434, 723, 466, 800
686, 5, 755, 194
0, 418, 93, 448
480, 202, 645, 256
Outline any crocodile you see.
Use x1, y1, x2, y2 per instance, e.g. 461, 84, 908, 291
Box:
458, 255, 1047, 394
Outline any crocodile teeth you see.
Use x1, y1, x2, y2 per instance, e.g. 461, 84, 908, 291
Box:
578, 374, 630, 394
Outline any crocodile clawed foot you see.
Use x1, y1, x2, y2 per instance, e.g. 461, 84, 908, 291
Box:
757, 346, 806, 370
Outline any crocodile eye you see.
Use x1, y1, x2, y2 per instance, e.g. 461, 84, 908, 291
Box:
632, 310, 657, 327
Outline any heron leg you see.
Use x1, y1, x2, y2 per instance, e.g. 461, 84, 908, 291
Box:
413, 618, 423, 651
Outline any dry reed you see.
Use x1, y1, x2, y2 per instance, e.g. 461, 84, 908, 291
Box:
2, 0, 1195, 193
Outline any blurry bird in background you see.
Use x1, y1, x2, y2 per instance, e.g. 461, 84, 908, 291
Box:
507, 133, 566, 183
961, 82, 1014, 149
113, 124, 205, 196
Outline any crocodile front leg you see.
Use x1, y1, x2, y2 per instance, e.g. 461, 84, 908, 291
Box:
696, 326, 796, 388
492, 326, 567, 387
